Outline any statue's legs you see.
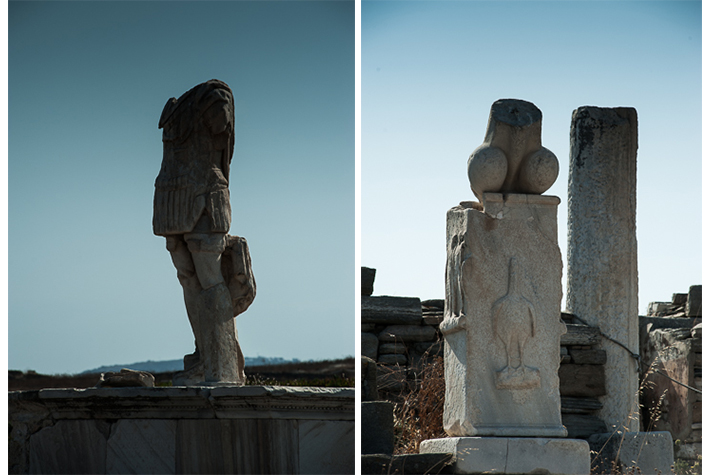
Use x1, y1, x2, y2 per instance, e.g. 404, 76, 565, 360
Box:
185, 232, 244, 384
166, 236, 202, 365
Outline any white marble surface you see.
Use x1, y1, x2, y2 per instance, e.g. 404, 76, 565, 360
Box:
442, 195, 566, 437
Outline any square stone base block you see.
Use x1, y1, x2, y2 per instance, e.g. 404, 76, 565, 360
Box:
587, 431, 674, 475
420, 437, 590, 475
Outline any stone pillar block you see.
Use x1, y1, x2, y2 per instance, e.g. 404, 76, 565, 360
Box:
587, 431, 674, 475
361, 401, 394, 455
567, 106, 639, 432
441, 193, 566, 437
420, 437, 590, 475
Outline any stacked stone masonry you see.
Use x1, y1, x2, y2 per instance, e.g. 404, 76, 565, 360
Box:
641, 286, 702, 466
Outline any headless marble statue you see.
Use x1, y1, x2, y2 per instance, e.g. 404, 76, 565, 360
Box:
153, 79, 255, 386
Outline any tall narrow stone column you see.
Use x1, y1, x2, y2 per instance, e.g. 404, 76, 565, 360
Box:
566, 106, 639, 432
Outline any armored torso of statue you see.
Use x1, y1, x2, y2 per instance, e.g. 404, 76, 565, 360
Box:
153, 80, 255, 386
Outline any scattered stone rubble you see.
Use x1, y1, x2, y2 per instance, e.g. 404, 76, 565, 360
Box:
641, 286, 702, 467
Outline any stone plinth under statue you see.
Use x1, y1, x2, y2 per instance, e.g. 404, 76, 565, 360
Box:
9, 386, 354, 474
441, 193, 567, 437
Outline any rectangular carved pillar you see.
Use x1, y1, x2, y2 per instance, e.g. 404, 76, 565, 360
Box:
442, 193, 567, 437
566, 106, 639, 432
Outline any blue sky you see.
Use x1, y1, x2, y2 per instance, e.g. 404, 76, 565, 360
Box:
7, 1, 703, 374
9, 1, 355, 374
362, 1, 701, 313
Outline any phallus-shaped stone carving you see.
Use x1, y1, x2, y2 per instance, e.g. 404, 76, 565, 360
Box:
468, 99, 558, 202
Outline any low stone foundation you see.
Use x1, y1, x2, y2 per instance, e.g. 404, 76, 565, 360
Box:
420, 437, 590, 475
9, 385, 355, 474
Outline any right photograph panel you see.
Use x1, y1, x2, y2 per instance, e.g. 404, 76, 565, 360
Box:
360, 2, 701, 474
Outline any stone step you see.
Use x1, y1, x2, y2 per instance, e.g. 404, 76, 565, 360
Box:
361, 453, 454, 475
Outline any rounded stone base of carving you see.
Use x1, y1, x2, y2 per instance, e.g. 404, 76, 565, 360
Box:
420, 437, 590, 475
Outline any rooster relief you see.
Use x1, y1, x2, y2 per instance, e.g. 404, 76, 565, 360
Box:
492, 257, 540, 390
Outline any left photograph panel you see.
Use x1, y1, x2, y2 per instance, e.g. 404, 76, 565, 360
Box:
9, 1, 355, 473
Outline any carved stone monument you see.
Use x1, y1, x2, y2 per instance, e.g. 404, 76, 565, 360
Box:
420, 99, 589, 474
153, 79, 256, 386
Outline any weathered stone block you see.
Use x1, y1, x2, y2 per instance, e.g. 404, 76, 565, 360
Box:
560, 324, 601, 346
568, 348, 606, 365
420, 437, 590, 475
672, 293, 688, 306
361, 401, 394, 455
360, 454, 391, 475
298, 420, 354, 474
441, 194, 566, 437
422, 315, 444, 326
176, 419, 298, 474
388, 453, 454, 474
362, 296, 422, 325
588, 431, 674, 475
379, 342, 407, 355
560, 397, 603, 414
691, 322, 701, 339
29, 420, 108, 474
559, 364, 606, 397
378, 325, 436, 343
106, 419, 176, 474
10, 386, 355, 474
648, 302, 673, 316
421, 299, 444, 310
362, 356, 378, 402
642, 332, 696, 441
362, 267, 376, 296
362, 332, 379, 360
686, 285, 702, 317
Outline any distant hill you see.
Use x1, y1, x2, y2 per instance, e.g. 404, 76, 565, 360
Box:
9, 357, 354, 391
80, 356, 301, 375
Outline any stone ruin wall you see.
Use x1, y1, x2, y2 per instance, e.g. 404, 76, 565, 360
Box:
641, 286, 702, 464
361, 267, 702, 463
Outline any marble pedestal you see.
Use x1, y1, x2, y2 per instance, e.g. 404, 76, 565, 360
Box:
9, 386, 354, 474
420, 437, 590, 475
442, 194, 567, 437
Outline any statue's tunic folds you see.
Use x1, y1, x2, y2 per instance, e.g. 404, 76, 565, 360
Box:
153, 80, 234, 236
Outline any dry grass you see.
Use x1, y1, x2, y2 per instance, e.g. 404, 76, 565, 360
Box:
391, 354, 447, 454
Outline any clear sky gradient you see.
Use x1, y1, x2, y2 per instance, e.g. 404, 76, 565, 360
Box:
9, 1, 355, 374
8, 1, 702, 374
362, 1, 701, 314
